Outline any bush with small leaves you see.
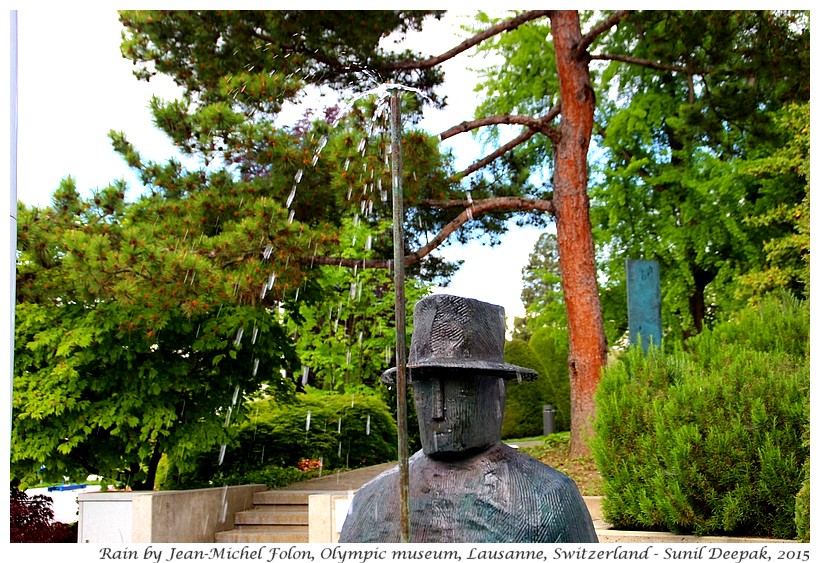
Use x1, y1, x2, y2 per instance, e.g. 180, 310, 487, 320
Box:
592, 293, 809, 539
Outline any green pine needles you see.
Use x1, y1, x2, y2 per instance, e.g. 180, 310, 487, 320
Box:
592, 293, 809, 539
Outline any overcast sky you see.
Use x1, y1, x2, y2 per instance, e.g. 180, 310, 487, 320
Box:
11, 9, 545, 323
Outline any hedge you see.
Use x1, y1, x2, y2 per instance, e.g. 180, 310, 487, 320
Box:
592, 294, 809, 539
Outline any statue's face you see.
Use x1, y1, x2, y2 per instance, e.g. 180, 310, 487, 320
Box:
412, 373, 506, 459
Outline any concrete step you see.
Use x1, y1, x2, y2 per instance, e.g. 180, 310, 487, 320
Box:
252, 490, 316, 506
215, 528, 309, 544
235, 507, 309, 526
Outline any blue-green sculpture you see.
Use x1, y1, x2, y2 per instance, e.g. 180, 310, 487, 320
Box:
339, 294, 598, 543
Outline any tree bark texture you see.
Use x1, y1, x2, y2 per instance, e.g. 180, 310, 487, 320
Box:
550, 11, 608, 457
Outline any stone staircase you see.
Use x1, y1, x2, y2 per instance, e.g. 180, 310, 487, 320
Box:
215, 489, 314, 543
214, 463, 395, 543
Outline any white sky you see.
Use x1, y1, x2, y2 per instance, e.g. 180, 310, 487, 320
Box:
10, 9, 545, 324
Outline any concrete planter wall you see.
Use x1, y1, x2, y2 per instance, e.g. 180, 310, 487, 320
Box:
77, 484, 266, 543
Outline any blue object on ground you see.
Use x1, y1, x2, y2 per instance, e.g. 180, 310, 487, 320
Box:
47, 483, 87, 492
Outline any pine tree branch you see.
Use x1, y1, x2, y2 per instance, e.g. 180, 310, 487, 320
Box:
305, 196, 554, 269
575, 10, 630, 59
440, 107, 560, 141
590, 53, 688, 74
440, 106, 560, 177
457, 128, 537, 178
387, 10, 552, 70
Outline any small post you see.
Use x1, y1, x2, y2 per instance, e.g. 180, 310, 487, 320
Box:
389, 87, 411, 543
543, 404, 555, 436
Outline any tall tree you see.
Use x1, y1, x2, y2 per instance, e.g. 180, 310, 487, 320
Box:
459, 9, 807, 449
589, 11, 810, 338
14, 177, 304, 489
514, 231, 565, 339
117, 9, 619, 456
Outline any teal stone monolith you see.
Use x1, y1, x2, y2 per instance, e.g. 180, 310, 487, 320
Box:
626, 259, 662, 350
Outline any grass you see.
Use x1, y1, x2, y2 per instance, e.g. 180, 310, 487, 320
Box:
506, 432, 604, 497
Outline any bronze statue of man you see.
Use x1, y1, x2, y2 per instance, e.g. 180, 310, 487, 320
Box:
339, 294, 598, 543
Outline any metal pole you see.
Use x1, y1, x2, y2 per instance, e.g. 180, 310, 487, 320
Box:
10, 11, 19, 429
389, 87, 411, 542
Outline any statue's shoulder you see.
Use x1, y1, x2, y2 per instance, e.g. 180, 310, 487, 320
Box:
493, 443, 584, 493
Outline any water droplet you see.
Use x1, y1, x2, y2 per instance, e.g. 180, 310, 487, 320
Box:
306, 410, 312, 432
252, 358, 260, 376
346, 347, 352, 365
219, 488, 229, 523
349, 282, 357, 300
366, 414, 371, 435
263, 245, 273, 260
252, 326, 259, 344
301, 366, 310, 387
365, 235, 372, 251
357, 138, 366, 153
286, 185, 297, 208
338, 418, 343, 433
338, 441, 343, 457
231, 385, 240, 406
224, 406, 233, 427
344, 158, 351, 172
218, 444, 227, 465
234, 328, 244, 347
267, 273, 276, 290
466, 207, 474, 221
288, 210, 295, 223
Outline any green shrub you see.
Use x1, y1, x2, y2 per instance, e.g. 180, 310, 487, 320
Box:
592, 294, 809, 539
794, 394, 810, 542
161, 388, 397, 489
502, 327, 570, 438
238, 389, 398, 472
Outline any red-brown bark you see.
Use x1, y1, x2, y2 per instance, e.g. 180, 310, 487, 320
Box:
550, 11, 608, 457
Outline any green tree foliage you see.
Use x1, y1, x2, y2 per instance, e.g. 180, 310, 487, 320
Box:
590, 11, 809, 339
502, 327, 570, 437
289, 218, 429, 392
15, 12, 465, 490
513, 231, 565, 340
735, 103, 810, 301
14, 177, 304, 490
117, 9, 508, 275
592, 293, 809, 538
469, 10, 809, 345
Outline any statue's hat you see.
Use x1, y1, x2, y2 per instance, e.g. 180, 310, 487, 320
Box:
382, 294, 538, 385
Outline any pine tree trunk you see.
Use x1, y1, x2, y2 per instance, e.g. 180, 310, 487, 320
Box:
550, 11, 608, 457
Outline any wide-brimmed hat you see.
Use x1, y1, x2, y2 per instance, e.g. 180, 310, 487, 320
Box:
381, 294, 538, 385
